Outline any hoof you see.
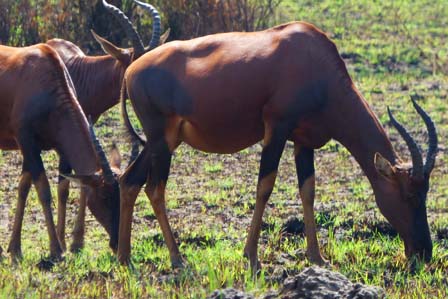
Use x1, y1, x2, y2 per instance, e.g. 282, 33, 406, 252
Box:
70, 242, 84, 254
10, 252, 23, 264
307, 251, 329, 267
171, 258, 185, 269
118, 254, 131, 265
251, 260, 262, 276
243, 251, 262, 275
50, 249, 64, 263
59, 240, 67, 252
7, 245, 23, 263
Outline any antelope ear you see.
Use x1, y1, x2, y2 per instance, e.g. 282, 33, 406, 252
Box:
109, 142, 122, 169
160, 28, 171, 45
61, 173, 102, 187
91, 30, 128, 61
374, 153, 395, 179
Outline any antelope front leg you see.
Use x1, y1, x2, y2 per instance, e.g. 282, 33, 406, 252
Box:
19, 133, 62, 260
244, 123, 288, 272
70, 186, 87, 252
56, 159, 71, 252
56, 178, 69, 251
294, 145, 326, 265
34, 172, 63, 260
8, 172, 32, 260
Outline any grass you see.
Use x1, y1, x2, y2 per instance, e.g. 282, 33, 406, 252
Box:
1, 0, 447, 298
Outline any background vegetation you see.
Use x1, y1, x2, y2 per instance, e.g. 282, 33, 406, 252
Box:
0, 0, 447, 298
0, 0, 282, 51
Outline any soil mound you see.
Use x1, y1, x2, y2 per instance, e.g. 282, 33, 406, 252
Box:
273, 266, 384, 299
208, 267, 384, 299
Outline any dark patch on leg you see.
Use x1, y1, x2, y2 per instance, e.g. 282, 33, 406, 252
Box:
58, 158, 72, 183
295, 145, 325, 265
120, 146, 151, 187
259, 127, 290, 180
245, 125, 290, 272
148, 140, 172, 188
17, 129, 46, 181
295, 147, 315, 188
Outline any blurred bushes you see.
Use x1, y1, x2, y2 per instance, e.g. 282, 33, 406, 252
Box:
151, 0, 282, 39
0, 0, 282, 53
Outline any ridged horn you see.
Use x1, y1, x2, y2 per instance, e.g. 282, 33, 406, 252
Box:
88, 117, 115, 184
387, 107, 424, 179
101, 0, 145, 58
132, 0, 161, 50
410, 98, 438, 175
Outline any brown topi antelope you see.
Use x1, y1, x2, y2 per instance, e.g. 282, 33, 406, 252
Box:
0, 43, 121, 260
44, 0, 168, 252
118, 21, 438, 270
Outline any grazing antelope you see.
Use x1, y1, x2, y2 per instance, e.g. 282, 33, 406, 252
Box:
118, 21, 438, 270
0, 43, 121, 260
44, 0, 168, 252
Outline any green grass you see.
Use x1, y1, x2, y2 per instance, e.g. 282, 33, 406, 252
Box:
0, 1, 447, 298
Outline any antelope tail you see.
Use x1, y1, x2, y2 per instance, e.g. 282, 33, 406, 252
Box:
120, 78, 146, 146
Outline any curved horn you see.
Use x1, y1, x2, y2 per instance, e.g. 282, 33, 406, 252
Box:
88, 117, 115, 184
387, 107, 424, 179
411, 98, 438, 175
133, 0, 161, 50
101, 0, 145, 57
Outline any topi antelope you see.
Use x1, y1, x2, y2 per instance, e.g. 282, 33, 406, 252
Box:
0, 43, 121, 260
44, 0, 168, 252
118, 21, 438, 270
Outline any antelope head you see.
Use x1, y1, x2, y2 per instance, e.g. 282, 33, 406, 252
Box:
63, 124, 129, 252
374, 98, 438, 263
92, 0, 170, 65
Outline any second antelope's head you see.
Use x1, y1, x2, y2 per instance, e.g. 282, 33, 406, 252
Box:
92, 0, 170, 67
374, 98, 438, 264
64, 123, 139, 252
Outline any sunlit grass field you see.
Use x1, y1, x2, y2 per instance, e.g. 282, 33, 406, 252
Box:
0, 1, 447, 298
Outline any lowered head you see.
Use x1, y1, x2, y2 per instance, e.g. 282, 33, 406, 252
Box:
374, 98, 437, 263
